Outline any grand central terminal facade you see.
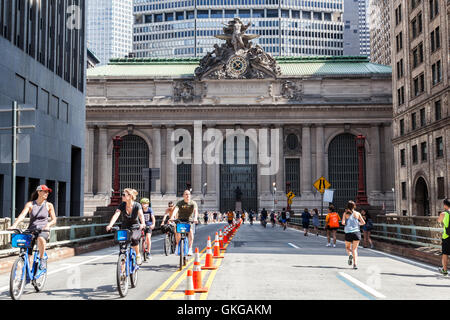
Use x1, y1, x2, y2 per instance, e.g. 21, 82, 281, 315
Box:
84, 21, 394, 215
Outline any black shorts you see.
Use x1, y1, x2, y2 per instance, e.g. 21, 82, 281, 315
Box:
144, 225, 153, 235
228, 220, 233, 224
326, 226, 339, 231
28, 229, 50, 251
129, 229, 142, 246
345, 232, 361, 242
442, 238, 450, 255
302, 222, 310, 229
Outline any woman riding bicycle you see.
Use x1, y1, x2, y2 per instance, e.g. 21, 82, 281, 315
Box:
160, 201, 175, 235
9, 185, 57, 270
106, 188, 146, 265
140, 198, 155, 259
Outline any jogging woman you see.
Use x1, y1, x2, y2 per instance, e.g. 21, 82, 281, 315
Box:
361, 210, 374, 248
325, 205, 340, 247
312, 208, 320, 236
341, 200, 365, 269
140, 198, 155, 259
9, 185, 57, 270
302, 208, 312, 236
106, 188, 146, 265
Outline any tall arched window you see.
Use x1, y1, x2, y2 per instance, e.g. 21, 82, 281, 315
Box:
328, 133, 364, 210
112, 135, 150, 199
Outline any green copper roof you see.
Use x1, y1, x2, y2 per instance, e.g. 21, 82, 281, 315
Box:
87, 56, 391, 78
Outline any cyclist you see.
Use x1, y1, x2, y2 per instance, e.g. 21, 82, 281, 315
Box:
140, 198, 155, 259
227, 210, 234, 225
8, 185, 57, 270
270, 211, 276, 227
169, 190, 199, 256
106, 188, 146, 265
161, 201, 175, 234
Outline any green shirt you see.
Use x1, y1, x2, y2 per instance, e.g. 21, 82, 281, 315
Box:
176, 200, 198, 222
443, 211, 450, 240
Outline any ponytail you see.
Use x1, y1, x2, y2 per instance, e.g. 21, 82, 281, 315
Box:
30, 191, 39, 202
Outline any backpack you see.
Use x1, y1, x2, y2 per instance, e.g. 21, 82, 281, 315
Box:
328, 213, 340, 228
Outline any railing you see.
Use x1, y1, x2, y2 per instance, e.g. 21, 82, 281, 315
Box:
288, 215, 443, 249
0, 216, 165, 257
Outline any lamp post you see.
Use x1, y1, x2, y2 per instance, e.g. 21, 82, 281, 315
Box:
202, 182, 207, 220
392, 187, 396, 215
355, 135, 369, 207
272, 182, 277, 213
109, 135, 123, 207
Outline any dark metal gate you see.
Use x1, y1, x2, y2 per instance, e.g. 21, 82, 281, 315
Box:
112, 135, 149, 199
328, 133, 364, 210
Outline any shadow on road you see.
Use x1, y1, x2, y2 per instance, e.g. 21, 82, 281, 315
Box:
292, 265, 349, 270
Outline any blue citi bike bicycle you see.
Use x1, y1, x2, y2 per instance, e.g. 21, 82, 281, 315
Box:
9, 229, 48, 300
111, 226, 139, 297
175, 220, 191, 271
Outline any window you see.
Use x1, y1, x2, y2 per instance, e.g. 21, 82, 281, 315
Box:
398, 86, 405, 105
267, 9, 278, 18
413, 73, 425, 96
177, 163, 192, 197
412, 145, 418, 164
432, 60, 442, 85
429, 0, 439, 19
421, 142, 427, 161
435, 100, 442, 121
411, 112, 417, 130
395, 4, 402, 25
400, 149, 406, 166
397, 59, 404, 79
396, 32, 403, 51
437, 177, 445, 199
176, 12, 184, 20
401, 182, 407, 199
430, 27, 440, 52
400, 119, 405, 135
436, 137, 443, 158
285, 159, 300, 195
420, 108, 426, 127
411, 0, 421, 9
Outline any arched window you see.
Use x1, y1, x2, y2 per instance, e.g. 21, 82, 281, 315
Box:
328, 133, 364, 210
112, 135, 150, 199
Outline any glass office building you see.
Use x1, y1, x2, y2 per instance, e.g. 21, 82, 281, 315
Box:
133, 0, 344, 58
87, 0, 133, 66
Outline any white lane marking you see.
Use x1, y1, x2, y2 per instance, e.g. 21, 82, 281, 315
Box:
288, 243, 300, 249
338, 272, 386, 299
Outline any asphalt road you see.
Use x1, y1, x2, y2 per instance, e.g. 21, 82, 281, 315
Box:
0, 220, 448, 300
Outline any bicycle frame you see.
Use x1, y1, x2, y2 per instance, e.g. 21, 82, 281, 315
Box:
118, 241, 138, 277
17, 248, 47, 283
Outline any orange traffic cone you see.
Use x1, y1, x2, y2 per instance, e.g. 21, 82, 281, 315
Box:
201, 237, 218, 270
219, 229, 226, 251
223, 228, 229, 244
185, 269, 195, 300
192, 248, 208, 293
213, 232, 224, 259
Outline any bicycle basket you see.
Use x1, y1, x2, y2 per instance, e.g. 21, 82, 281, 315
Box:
114, 229, 130, 242
11, 234, 33, 248
176, 223, 190, 233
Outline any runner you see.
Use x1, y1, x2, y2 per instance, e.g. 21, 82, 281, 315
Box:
8, 185, 57, 270
241, 211, 246, 223
140, 198, 155, 259
249, 210, 254, 225
302, 208, 312, 236
270, 211, 276, 228
227, 210, 234, 225
312, 208, 320, 236
280, 208, 288, 230
437, 199, 450, 276
213, 211, 218, 223
169, 190, 199, 256
325, 205, 340, 247
204, 211, 209, 224
260, 208, 268, 227
341, 200, 365, 269
361, 209, 374, 248
106, 188, 146, 265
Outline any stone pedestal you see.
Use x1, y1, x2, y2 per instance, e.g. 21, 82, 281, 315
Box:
235, 201, 242, 213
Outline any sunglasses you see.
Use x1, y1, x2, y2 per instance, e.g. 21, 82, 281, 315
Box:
122, 193, 129, 197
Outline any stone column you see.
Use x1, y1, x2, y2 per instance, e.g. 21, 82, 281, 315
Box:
97, 125, 109, 195
259, 124, 271, 195
152, 124, 162, 195
84, 125, 95, 194
205, 123, 217, 196
165, 125, 176, 195
369, 124, 382, 193
316, 125, 325, 179
192, 121, 203, 195
301, 125, 312, 194
275, 125, 284, 195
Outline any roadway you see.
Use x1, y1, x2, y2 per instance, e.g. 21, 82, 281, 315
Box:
0, 220, 448, 300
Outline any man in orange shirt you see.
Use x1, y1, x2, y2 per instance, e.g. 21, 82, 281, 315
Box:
325, 205, 341, 247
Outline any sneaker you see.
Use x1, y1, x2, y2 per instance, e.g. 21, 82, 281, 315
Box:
353, 265, 358, 270
136, 254, 142, 265
188, 248, 193, 256
348, 254, 353, 266
370, 244, 374, 249
438, 267, 448, 276
333, 244, 336, 248
326, 243, 331, 247
147, 252, 152, 260
39, 258, 47, 270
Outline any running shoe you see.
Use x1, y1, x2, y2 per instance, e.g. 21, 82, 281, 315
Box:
39, 258, 47, 270
326, 243, 331, 247
348, 254, 353, 266
333, 244, 336, 248
438, 267, 448, 276
370, 244, 374, 249
136, 254, 142, 265
147, 252, 152, 260
353, 265, 358, 270
188, 248, 193, 256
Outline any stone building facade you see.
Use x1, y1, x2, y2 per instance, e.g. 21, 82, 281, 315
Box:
369, 0, 391, 65
391, 0, 449, 216
85, 53, 394, 215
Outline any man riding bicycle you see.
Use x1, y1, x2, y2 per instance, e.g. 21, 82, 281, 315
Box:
140, 198, 155, 259
169, 190, 199, 256
160, 201, 175, 235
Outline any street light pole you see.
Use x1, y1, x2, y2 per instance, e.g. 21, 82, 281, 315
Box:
11, 101, 17, 224
272, 182, 277, 213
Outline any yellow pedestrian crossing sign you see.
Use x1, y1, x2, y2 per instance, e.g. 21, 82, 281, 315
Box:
313, 177, 331, 194
288, 198, 293, 205
286, 191, 295, 200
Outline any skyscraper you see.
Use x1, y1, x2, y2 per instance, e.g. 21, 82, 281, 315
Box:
133, 0, 344, 58
87, 0, 133, 66
343, 0, 370, 57
369, 0, 391, 65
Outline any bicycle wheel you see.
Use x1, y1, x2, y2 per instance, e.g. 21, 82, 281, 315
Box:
170, 233, 176, 254
164, 233, 171, 256
10, 257, 26, 300
179, 239, 184, 271
32, 261, 47, 293
116, 254, 129, 297
140, 236, 147, 262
